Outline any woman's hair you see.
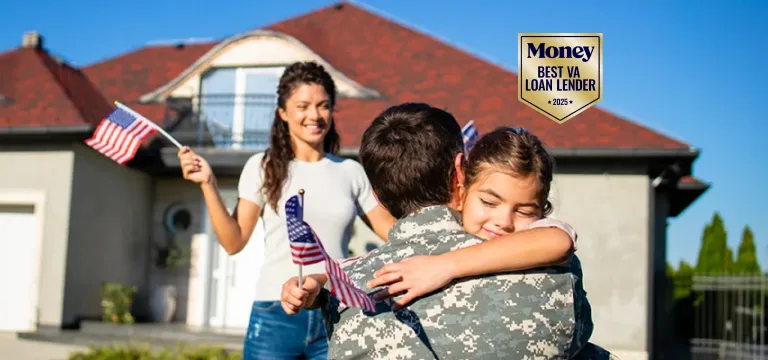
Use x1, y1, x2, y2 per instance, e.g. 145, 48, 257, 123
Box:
261, 61, 340, 211
463, 127, 555, 216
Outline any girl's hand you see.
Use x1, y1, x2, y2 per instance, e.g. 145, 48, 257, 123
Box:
367, 255, 457, 309
178, 146, 214, 185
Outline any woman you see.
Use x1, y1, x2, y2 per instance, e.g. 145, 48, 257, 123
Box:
178, 61, 395, 359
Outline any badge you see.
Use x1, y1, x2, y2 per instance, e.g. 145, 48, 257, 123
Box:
518, 33, 603, 124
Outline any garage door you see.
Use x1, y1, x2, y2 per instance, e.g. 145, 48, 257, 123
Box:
0, 204, 39, 332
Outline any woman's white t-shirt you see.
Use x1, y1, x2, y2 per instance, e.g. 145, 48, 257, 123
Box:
238, 152, 379, 301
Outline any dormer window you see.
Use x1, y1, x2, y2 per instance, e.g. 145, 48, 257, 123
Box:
199, 66, 285, 149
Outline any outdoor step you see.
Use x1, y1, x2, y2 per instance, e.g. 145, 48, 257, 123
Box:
17, 322, 245, 350
78, 320, 245, 343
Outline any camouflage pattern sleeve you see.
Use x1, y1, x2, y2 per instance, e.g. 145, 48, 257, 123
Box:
322, 206, 585, 359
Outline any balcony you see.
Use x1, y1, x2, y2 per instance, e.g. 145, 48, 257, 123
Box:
164, 94, 277, 150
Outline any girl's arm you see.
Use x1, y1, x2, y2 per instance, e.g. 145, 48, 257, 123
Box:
439, 224, 574, 277
367, 219, 576, 309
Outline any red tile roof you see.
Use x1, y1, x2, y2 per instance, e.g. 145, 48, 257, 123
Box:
83, 42, 216, 122
4, 2, 692, 152
0, 47, 111, 128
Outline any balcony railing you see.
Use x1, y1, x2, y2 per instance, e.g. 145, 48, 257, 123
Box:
164, 94, 277, 150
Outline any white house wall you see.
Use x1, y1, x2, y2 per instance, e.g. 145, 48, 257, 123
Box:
169, 36, 368, 99
63, 144, 152, 326
149, 178, 210, 323
551, 172, 653, 359
0, 146, 74, 327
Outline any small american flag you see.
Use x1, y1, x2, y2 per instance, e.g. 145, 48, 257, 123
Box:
85, 105, 156, 165
285, 195, 376, 312
462, 119, 479, 153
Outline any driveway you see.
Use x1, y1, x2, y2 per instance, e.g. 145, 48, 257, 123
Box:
0, 332, 86, 360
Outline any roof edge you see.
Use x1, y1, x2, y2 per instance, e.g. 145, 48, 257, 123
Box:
0, 125, 93, 135
138, 29, 382, 103
668, 176, 711, 217
677, 177, 711, 191
550, 147, 700, 158
339, 146, 700, 158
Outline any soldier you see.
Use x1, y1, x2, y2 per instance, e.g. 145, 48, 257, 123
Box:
282, 103, 591, 359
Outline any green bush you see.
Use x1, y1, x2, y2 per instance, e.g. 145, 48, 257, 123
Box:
101, 282, 137, 324
67, 344, 242, 360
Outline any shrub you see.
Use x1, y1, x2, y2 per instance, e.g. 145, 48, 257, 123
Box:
67, 344, 242, 360
101, 282, 137, 324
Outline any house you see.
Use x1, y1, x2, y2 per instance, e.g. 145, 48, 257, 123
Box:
0, 2, 708, 359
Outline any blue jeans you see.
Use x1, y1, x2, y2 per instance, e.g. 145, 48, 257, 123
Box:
242, 301, 328, 360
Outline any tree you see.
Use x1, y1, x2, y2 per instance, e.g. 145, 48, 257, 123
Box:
673, 260, 695, 300
678, 260, 694, 277
695, 212, 733, 274
734, 225, 761, 274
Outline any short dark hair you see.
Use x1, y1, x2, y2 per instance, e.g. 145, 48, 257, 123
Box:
359, 103, 463, 218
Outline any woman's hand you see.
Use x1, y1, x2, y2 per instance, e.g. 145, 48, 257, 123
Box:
367, 255, 457, 309
178, 146, 214, 185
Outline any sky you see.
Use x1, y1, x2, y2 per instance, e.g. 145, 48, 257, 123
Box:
1, 0, 766, 269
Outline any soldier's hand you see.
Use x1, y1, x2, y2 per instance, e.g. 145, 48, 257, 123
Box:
368, 255, 455, 310
280, 276, 322, 315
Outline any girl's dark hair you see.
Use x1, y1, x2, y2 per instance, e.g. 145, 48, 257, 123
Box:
261, 61, 340, 211
463, 127, 555, 216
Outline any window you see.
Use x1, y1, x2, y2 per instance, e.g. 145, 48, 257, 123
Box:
199, 66, 284, 149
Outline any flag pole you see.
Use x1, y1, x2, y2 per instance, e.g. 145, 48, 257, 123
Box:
298, 189, 305, 290
114, 101, 184, 149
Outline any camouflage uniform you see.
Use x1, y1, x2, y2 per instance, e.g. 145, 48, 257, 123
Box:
318, 205, 593, 359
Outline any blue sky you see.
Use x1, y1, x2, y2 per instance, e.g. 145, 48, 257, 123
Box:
1, 0, 765, 269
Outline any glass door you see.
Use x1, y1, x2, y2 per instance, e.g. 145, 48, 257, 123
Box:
232, 67, 284, 149
206, 190, 267, 330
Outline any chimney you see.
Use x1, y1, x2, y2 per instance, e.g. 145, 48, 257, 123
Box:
22, 31, 43, 49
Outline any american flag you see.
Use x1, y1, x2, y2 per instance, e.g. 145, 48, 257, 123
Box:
85, 105, 156, 165
285, 195, 376, 312
462, 119, 479, 153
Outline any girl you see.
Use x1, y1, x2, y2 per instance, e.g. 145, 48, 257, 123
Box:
367, 126, 593, 354
367, 126, 579, 298
178, 61, 395, 360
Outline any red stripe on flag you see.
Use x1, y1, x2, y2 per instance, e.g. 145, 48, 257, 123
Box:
285, 197, 376, 313
110, 121, 149, 162
325, 253, 375, 311
116, 124, 154, 164
85, 118, 156, 165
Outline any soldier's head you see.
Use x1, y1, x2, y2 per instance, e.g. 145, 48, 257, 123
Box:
359, 103, 464, 219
